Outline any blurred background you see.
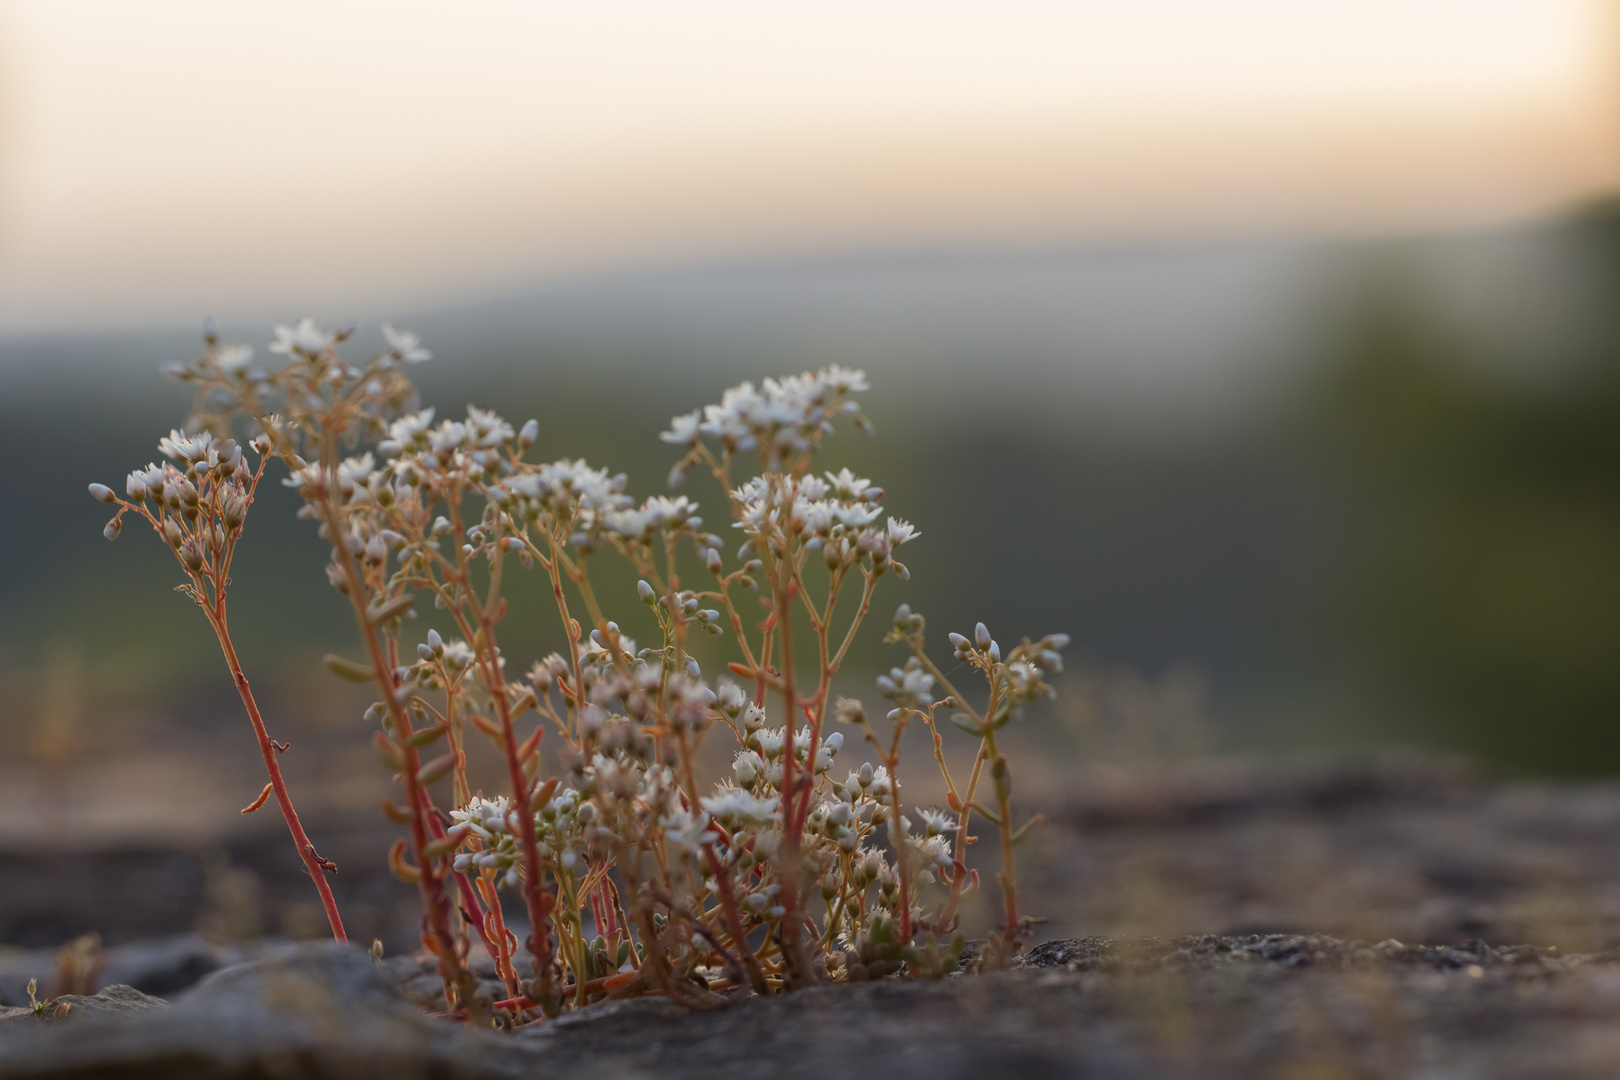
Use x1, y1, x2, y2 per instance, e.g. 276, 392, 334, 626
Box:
3, 1, 1620, 957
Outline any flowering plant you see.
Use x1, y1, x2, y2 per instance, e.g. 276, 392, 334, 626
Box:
91, 320, 1068, 1020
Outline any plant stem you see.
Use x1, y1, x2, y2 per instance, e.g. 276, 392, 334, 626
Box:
204, 606, 347, 942
772, 524, 810, 984
982, 726, 1019, 936
315, 476, 475, 1013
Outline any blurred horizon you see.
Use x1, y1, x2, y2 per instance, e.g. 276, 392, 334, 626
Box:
5, 205, 1620, 780
2, 0, 1620, 850
1, 1, 1618, 329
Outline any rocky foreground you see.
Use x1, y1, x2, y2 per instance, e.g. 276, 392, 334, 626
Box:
3, 933, 1620, 1079
8, 757, 1620, 1077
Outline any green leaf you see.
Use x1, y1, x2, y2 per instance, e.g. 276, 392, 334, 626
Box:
324, 653, 375, 682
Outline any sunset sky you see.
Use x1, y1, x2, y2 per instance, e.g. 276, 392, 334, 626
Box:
0, 0, 1616, 328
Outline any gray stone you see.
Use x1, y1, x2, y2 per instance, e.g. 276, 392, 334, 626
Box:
7, 934, 1620, 1078
0, 935, 239, 1006
0, 985, 165, 1028
0, 942, 525, 1079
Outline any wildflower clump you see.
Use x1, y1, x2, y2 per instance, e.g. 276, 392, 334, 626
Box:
94, 320, 1069, 1021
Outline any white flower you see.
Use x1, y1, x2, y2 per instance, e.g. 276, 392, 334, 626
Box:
715, 680, 748, 719
885, 518, 919, 546
875, 659, 934, 706
732, 749, 765, 785
451, 795, 514, 841
910, 833, 954, 870
641, 495, 700, 531
440, 640, 476, 670
429, 421, 467, 459
685, 367, 870, 464
270, 317, 335, 355
465, 406, 513, 449
660, 808, 718, 856
660, 410, 701, 447
822, 365, 870, 393
700, 788, 781, 827
381, 324, 432, 363
282, 461, 322, 496
847, 763, 892, 799
825, 468, 872, 500
834, 502, 882, 529
216, 345, 254, 375
158, 429, 215, 463
916, 808, 959, 836
812, 731, 843, 774
796, 499, 834, 539
755, 727, 786, 758
337, 453, 375, 487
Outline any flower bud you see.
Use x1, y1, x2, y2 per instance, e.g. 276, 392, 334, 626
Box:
705, 547, 722, 574
125, 473, 148, 500
180, 538, 204, 571
519, 419, 539, 448
975, 622, 992, 649
103, 518, 121, 540
163, 518, 184, 547
427, 628, 444, 655
88, 483, 116, 503
637, 580, 655, 605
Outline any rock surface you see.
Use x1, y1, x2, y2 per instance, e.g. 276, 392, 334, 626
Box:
0, 935, 241, 1007
8, 759, 1620, 1077
3, 936, 1620, 1078
0, 943, 528, 1079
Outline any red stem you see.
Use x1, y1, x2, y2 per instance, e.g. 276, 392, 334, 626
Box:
474, 613, 559, 1012
314, 476, 472, 1010
207, 608, 346, 942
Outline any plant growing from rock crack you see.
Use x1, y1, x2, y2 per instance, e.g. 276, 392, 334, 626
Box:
93, 319, 1069, 1022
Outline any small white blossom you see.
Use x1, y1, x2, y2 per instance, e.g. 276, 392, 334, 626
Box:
381, 324, 432, 363
660, 410, 701, 447
158, 429, 215, 464
270, 317, 335, 356
216, 345, 254, 375
885, 518, 919, 546
700, 788, 782, 827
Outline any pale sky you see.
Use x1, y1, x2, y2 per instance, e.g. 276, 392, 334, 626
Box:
0, 0, 1616, 329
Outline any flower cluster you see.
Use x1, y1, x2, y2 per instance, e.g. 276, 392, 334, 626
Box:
98, 318, 1071, 1020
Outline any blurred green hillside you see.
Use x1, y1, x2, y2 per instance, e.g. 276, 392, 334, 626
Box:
3, 209, 1619, 774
